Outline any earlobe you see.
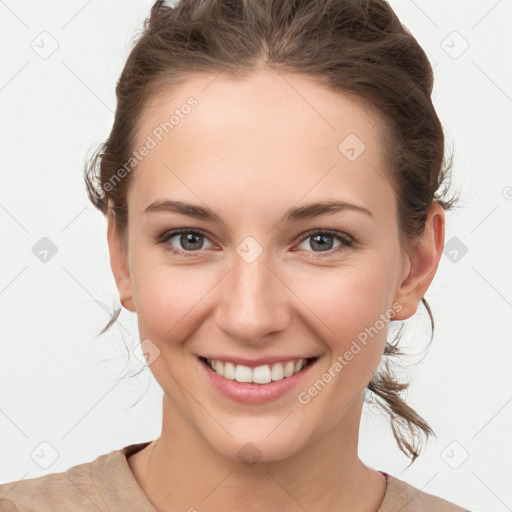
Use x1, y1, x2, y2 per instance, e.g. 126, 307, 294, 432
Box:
106, 202, 136, 312
392, 203, 445, 321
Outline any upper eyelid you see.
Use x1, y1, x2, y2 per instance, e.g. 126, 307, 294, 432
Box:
161, 228, 352, 250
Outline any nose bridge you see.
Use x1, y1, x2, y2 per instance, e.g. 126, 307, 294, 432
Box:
215, 242, 289, 343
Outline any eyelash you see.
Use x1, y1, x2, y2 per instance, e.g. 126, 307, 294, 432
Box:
156, 228, 354, 259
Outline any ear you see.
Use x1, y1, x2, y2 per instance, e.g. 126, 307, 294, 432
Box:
392, 202, 445, 320
106, 200, 136, 312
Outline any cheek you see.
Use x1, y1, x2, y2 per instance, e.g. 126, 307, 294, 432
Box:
129, 239, 400, 352
293, 263, 394, 344
131, 258, 215, 341
292, 267, 394, 415
292, 264, 399, 403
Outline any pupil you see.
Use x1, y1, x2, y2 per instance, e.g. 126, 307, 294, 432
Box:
182, 233, 201, 249
312, 234, 332, 251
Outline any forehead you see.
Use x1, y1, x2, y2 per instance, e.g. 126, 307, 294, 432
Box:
134, 70, 383, 152
128, 69, 394, 220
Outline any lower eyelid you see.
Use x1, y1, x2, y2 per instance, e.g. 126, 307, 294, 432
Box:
159, 230, 352, 256
298, 233, 351, 248
164, 232, 215, 252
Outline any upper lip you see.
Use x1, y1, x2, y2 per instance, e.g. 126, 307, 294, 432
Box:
199, 354, 319, 368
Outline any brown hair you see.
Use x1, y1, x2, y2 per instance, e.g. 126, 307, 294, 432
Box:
84, 0, 458, 465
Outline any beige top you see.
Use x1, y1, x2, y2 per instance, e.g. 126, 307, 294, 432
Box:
0, 441, 470, 511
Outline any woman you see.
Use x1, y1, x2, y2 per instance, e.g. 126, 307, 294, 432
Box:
0, 0, 471, 510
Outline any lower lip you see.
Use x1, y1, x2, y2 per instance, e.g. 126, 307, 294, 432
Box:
198, 356, 318, 404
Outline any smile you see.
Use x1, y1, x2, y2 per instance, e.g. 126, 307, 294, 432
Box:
199, 356, 318, 385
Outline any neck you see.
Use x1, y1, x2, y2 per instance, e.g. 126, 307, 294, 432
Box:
129, 390, 386, 512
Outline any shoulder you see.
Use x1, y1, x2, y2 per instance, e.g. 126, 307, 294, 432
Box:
0, 456, 100, 512
0, 441, 154, 512
380, 473, 472, 512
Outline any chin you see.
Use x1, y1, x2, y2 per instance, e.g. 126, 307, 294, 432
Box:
200, 422, 312, 466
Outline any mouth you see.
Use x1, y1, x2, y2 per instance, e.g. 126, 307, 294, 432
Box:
199, 356, 319, 384
197, 355, 320, 404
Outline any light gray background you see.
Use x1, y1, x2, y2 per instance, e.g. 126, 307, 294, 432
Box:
1, 1, 511, 510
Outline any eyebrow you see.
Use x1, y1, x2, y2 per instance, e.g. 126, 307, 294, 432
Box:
143, 199, 374, 226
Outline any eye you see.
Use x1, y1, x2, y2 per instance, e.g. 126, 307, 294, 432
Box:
156, 228, 354, 259
295, 229, 353, 258
157, 228, 214, 258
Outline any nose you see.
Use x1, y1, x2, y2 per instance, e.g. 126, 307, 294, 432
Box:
214, 247, 291, 344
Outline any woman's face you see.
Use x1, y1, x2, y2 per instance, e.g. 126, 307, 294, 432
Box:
108, 69, 433, 463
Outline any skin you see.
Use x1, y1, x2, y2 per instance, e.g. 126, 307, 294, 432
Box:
107, 69, 445, 511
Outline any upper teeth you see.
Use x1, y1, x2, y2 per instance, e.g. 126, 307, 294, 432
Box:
207, 358, 308, 384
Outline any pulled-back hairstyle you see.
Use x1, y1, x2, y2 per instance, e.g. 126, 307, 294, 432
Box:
84, 0, 458, 465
